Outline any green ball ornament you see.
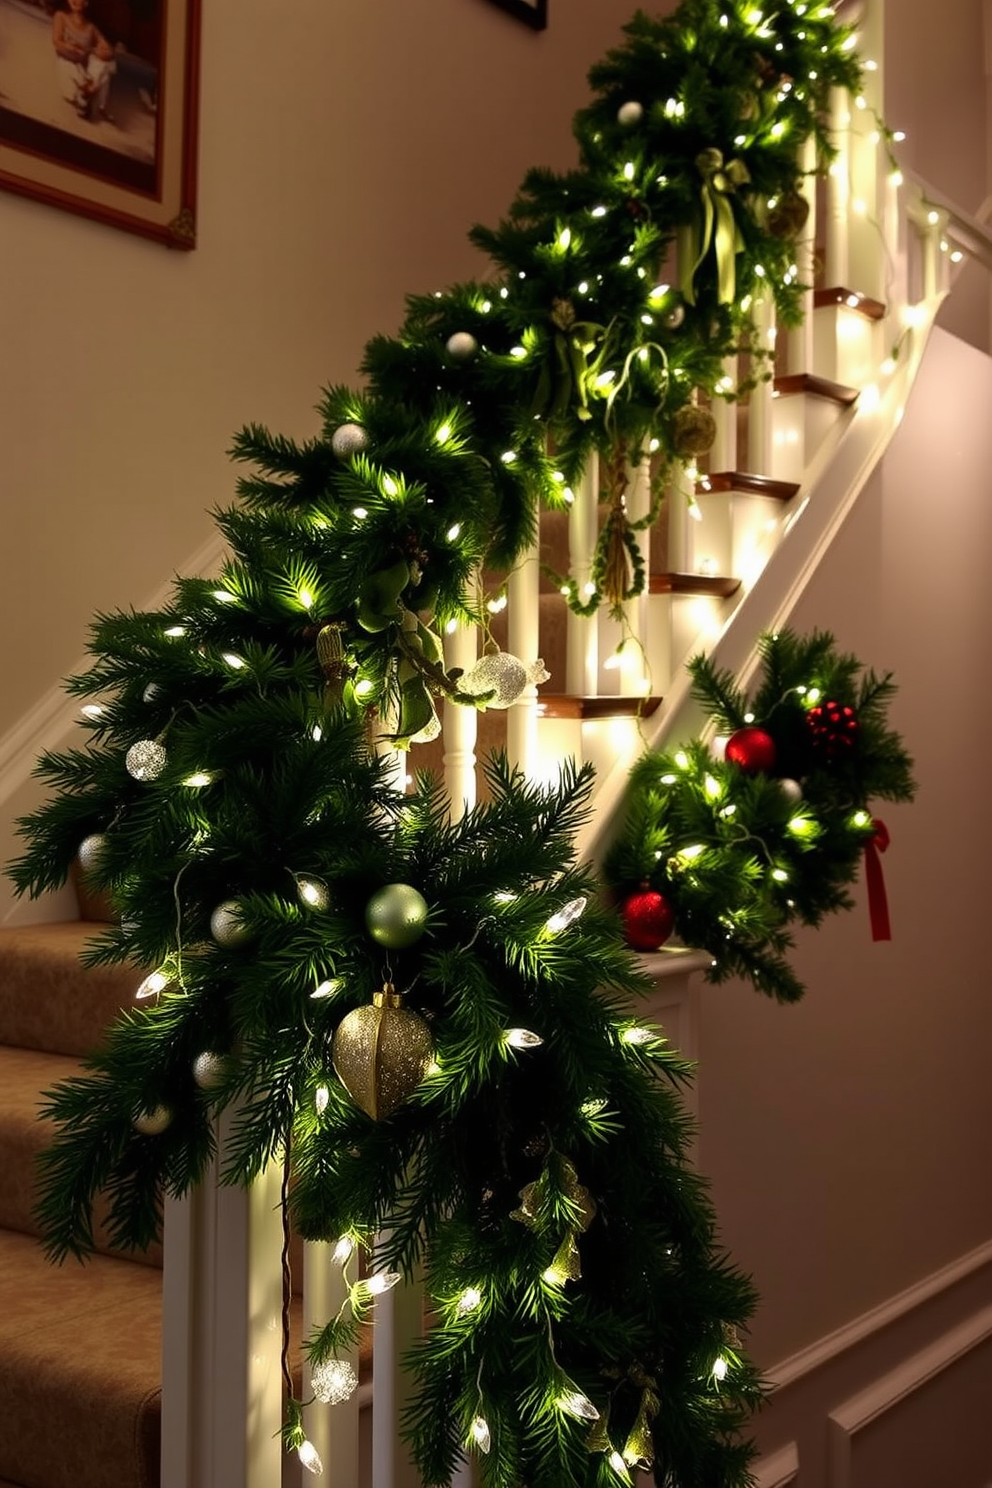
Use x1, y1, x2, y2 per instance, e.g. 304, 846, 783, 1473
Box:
365, 883, 429, 949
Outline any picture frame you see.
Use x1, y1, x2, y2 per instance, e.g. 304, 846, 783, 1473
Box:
484, 0, 547, 30
0, 0, 200, 249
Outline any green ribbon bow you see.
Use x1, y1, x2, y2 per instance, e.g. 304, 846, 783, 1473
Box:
681, 148, 750, 306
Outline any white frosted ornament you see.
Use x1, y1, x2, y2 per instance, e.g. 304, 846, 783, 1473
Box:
617, 100, 644, 126
331, 422, 369, 459
778, 778, 804, 804
460, 652, 550, 709
126, 739, 167, 781
192, 1051, 229, 1089
311, 1358, 358, 1405
210, 900, 251, 947
78, 833, 108, 872
133, 1104, 172, 1136
445, 331, 479, 361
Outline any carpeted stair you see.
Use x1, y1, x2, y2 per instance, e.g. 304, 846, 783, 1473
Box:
0, 920, 162, 1488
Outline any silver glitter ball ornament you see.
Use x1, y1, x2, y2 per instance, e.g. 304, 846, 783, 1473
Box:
365, 883, 429, 949
460, 651, 528, 709
617, 100, 644, 126
210, 900, 251, 946
192, 1051, 229, 1090
445, 331, 479, 361
331, 422, 369, 459
126, 739, 167, 781
133, 1104, 173, 1136
778, 778, 804, 804
311, 1359, 359, 1405
78, 833, 108, 872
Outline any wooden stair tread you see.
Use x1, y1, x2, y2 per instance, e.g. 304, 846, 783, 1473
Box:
773, 372, 860, 405
814, 285, 886, 320
0, 923, 141, 1059
696, 472, 800, 501
648, 572, 741, 598
536, 695, 662, 720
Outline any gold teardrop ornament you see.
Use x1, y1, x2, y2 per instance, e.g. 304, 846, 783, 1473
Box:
331, 984, 434, 1120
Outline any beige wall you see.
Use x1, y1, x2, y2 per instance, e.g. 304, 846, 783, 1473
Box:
0, 0, 639, 743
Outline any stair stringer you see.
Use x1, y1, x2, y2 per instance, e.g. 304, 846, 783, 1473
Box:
575, 293, 945, 872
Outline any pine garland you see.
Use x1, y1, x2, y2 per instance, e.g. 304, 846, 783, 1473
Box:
5, 4, 891, 1482
605, 631, 917, 1001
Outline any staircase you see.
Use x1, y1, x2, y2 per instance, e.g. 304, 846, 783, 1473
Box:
0, 917, 162, 1488
3, 1, 992, 1483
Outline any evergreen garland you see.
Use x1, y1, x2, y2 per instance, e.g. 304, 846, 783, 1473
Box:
605, 631, 917, 1002
5, 4, 890, 1483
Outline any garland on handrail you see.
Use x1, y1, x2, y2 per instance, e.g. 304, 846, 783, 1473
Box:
6, 4, 888, 1484
605, 630, 916, 1002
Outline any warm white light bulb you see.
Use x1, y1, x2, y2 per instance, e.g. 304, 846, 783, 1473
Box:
712, 1355, 729, 1381
222, 652, 246, 670
436, 422, 452, 445
608, 1449, 632, 1480
364, 1270, 402, 1296
315, 1085, 330, 1115
470, 1416, 492, 1453
298, 878, 329, 910
456, 1286, 482, 1314
559, 1390, 600, 1422
299, 587, 315, 610
446, 523, 461, 541
212, 589, 238, 605
557, 227, 572, 249
504, 1028, 544, 1050
184, 771, 212, 788
621, 1026, 654, 1046
311, 977, 342, 1000
382, 475, 399, 497
332, 1235, 355, 1265
136, 970, 169, 1000
298, 1438, 323, 1475
545, 896, 587, 934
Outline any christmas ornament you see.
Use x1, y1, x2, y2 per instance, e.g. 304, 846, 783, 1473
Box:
126, 739, 167, 781
778, 777, 803, 804
807, 699, 859, 758
617, 100, 644, 126
445, 331, 478, 361
210, 899, 252, 947
622, 887, 675, 952
725, 726, 777, 773
664, 302, 686, 329
767, 188, 810, 239
77, 833, 107, 872
331, 982, 434, 1120
459, 652, 550, 709
311, 1359, 358, 1405
331, 422, 369, 459
670, 403, 717, 457
410, 708, 441, 745
192, 1051, 229, 1090
365, 883, 429, 948
622, 1385, 659, 1469
132, 1104, 172, 1136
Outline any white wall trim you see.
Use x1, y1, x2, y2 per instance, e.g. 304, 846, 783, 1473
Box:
0, 532, 226, 810
826, 1304, 992, 1488
752, 1441, 799, 1488
767, 1238, 992, 1391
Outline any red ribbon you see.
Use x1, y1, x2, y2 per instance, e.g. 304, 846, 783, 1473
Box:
863, 818, 891, 941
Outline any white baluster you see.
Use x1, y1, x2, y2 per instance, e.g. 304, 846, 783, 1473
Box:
747, 290, 776, 475
710, 355, 738, 472
371, 1264, 424, 1488
786, 135, 817, 377
668, 463, 695, 574
302, 1241, 361, 1488
565, 457, 600, 697
161, 1117, 284, 1488
443, 614, 478, 818
506, 540, 540, 775
825, 86, 851, 287
619, 457, 652, 696
848, 3, 885, 301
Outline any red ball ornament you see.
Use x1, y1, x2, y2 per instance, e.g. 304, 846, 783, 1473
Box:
725, 726, 777, 774
622, 888, 675, 952
807, 699, 859, 758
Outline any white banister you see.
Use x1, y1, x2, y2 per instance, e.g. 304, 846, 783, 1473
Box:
786, 135, 817, 377
619, 457, 652, 696
506, 540, 541, 773
443, 616, 478, 818
302, 1241, 361, 1487
747, 290, 776, 474
825, 87, 852, 286
161, 1119, 284, 1488
565, 459, 600, 696
710, 355, 738, 470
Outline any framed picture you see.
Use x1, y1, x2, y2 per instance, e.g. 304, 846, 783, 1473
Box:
484, 0, 547, 30
0, 0, 200, 249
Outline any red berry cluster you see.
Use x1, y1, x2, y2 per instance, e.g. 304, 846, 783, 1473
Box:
807, 699, 859, 758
